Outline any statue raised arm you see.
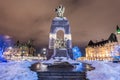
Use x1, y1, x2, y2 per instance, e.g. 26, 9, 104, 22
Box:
55, 5, 65, 17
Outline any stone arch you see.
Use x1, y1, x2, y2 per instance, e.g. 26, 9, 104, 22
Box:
56, 30, 64, 39
49, 17, 72, 49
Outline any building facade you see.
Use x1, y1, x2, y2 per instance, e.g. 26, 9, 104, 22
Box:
82, 26, 120, 61
85, 40, 117, 61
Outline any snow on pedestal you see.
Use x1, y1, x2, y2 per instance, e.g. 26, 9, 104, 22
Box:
42, 57, 80, 65
53, 17, 67, 20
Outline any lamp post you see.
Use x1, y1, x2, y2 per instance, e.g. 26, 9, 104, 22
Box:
41, 48, 47, 60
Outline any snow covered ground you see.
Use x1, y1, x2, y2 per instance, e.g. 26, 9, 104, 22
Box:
0, 60, 38, 80
0, 60, 120, 80
86, 61, 120, 80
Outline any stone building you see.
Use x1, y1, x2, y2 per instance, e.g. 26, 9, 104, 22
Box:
4, 40, 36, 57
84, 26, 120, 61
85, 39, 117, 60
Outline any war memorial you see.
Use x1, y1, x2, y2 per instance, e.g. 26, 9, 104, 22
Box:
0, 2, 120, 80
30, 5, 94, 80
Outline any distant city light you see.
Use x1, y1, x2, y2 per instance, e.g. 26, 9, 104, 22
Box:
4, 35, 11, 39
8, 47, 12, 50
43, 48, 46, 51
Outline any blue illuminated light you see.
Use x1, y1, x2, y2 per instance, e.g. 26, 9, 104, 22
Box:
0, 35, 13, 62
72, 46, 82, 60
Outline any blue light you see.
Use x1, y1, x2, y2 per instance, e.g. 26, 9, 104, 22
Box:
0, 47, 3, 57
72, 46, 82, 60
0, 35, 13, 62
0, 57, 7, 62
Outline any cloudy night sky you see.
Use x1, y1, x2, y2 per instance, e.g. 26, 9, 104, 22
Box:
0, 0, 120, 47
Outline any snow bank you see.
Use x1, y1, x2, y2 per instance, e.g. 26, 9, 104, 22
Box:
0, 60, 38, 80
86, 61, 120, 80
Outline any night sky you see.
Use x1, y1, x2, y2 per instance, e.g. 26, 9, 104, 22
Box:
0, 0, 120, 47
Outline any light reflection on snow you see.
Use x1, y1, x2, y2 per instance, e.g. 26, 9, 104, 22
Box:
73, 62, 84, 72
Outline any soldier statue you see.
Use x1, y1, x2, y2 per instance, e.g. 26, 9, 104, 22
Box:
54, 38, 66, 48
55, 5, 65, 17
